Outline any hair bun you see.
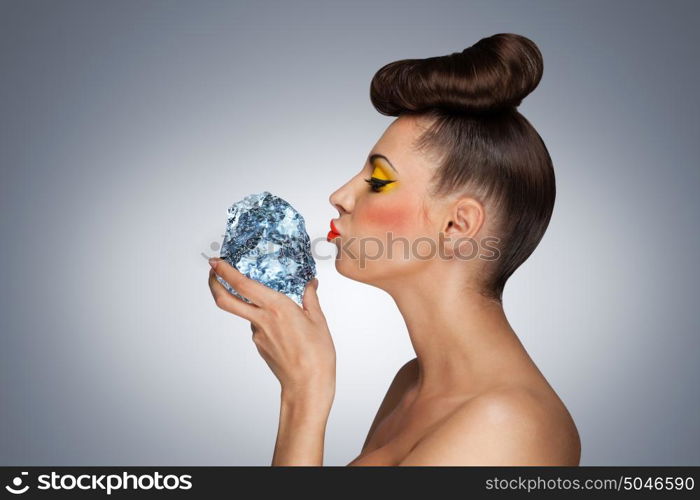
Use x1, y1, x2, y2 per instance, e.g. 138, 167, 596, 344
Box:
370, 33, 543, 116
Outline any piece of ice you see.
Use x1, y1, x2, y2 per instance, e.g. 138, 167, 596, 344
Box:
216, 191, 316, 306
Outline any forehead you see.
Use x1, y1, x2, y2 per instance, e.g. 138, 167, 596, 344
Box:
371, 115, 436, 179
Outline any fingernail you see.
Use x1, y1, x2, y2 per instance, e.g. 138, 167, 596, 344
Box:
209, 258, 218, 269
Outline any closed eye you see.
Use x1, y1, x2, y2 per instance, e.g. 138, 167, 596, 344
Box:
364, 177, 397, 193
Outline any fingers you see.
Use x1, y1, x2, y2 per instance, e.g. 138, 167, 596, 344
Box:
302, 277, 323, 319
208, 268, 264, 323
209, 258, 284, 308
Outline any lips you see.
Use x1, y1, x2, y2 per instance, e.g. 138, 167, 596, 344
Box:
327, 220, 341, 242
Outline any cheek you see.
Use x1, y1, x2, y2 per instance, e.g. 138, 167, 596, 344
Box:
363, 208, 409, 230
357, 201, 415, 234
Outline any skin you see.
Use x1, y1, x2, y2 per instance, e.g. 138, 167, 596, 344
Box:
208, 113, 581, 466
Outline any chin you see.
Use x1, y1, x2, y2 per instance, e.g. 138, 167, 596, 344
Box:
333, 252, 370, 282
333, 253, 363, 281
333, 253, 407, 292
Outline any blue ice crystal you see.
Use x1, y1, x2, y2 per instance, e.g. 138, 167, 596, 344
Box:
216, 191, 316, 307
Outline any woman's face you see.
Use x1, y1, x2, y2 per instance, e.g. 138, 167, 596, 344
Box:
328, 115, 446, 286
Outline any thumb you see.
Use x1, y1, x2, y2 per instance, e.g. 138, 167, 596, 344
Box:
302, 278, 322, 317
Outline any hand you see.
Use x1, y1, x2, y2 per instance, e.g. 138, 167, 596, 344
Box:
207, 258, 336, 405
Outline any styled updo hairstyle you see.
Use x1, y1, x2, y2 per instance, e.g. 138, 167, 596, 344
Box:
369, 33, 555, 303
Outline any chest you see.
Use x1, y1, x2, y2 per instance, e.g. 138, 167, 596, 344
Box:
349, 400, 463, 466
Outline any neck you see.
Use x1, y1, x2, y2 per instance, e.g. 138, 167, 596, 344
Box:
384, 266, 527, 397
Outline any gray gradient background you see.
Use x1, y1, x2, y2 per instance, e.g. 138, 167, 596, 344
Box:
1, 0, 698, 466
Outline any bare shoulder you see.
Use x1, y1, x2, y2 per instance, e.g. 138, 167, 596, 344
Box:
399, 386, 581, 466
360, 358, 418, 451
395, 357, 419, 384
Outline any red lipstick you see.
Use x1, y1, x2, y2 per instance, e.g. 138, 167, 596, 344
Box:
327, 220, 341, 242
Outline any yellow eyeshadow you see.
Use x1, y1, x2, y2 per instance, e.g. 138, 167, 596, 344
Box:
371, 165, 393, 181
369, 165, 398, 193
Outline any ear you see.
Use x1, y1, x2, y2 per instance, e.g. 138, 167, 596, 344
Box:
440, 197, 486, 259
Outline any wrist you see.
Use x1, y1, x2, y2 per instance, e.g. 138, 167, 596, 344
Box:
282, 375, 335, 400
274, 391, 330, 466
281, 385, 334, 414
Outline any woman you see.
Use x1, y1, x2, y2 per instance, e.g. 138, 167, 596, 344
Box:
208, 33, 581, 466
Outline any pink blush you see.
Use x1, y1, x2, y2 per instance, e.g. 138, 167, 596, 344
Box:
360, 204, 412, 233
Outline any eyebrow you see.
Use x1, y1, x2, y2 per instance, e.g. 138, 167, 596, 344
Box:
369, 153, 398, 173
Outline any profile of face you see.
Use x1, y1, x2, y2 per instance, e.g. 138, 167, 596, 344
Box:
329, 114, 481, 291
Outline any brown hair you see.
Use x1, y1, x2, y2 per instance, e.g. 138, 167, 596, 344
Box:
369, 33, 556, 303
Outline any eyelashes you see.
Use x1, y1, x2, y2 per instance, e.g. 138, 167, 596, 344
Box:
364, 177, 397, 193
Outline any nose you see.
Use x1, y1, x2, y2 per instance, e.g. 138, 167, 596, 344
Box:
328, 177, 356, 215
